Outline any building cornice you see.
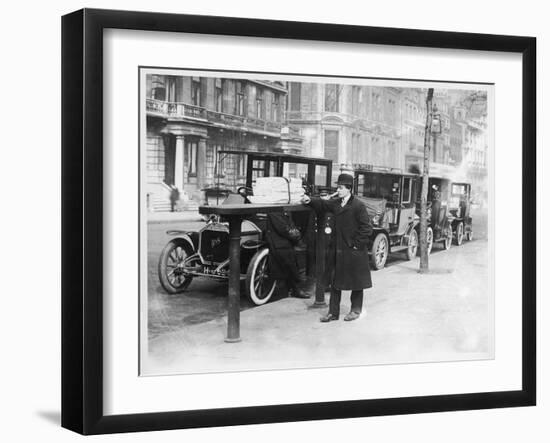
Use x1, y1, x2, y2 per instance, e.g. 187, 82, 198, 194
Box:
248, 80, 288, 94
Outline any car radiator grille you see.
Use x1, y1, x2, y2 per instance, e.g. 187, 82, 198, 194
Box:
200, 230, 229, 264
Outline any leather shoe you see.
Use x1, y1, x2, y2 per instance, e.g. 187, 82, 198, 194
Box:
344, 311, 361, 321
320, 313, 339, 322
292, 288, 311, 299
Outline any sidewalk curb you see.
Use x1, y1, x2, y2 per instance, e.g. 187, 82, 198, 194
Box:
148, 217, 203, 224
147, 211, 204, 224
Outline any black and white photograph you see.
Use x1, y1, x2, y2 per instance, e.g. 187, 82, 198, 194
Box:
140, 69, 493, 376
1, 0, 546, 438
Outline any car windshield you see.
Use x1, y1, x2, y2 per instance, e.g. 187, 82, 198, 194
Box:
314, 164, 328, 187
452, 184, 467, 196
205, 151, 330, 203
450, 184, 469, 210
282, 161, 309, 182
211, 152, 248, 193
358, 173, 400, 200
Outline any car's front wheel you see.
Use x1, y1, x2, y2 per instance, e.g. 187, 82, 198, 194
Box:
418, 227, 433, 256
406, 228, 418, 261
246, 248, 277, 306
158, 239, 195, 294
455, 222, 464, 246
443, 223, 453, 250
427, 226, 434, 255
371, 233, 389, 270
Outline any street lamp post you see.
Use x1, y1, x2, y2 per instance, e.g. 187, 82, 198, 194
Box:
431, 105, 442, 163
419, 89, 442, 273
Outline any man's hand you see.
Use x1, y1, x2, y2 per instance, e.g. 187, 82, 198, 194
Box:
300, 195, 311, 204
320, 191, 338, 201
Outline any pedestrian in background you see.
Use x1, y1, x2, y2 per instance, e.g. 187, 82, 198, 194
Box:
431, 184, 441, 227
169, 184, 180, 212
301, 173, 373, 322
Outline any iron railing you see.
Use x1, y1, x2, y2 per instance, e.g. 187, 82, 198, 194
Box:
147, 98, 289, 136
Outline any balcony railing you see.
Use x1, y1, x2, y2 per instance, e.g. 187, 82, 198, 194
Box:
147, 99, 208, 120
281, 126, 301, 138
206, 110, 245, 127
147, 98, 285, 135
146, 98, 168, 114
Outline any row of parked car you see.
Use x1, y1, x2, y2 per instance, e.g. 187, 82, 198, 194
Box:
354, 166, 473, 270
157, 151, 474, 306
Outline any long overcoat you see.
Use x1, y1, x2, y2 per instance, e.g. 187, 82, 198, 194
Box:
309, 195, 373, 290
265, 212, 301, 281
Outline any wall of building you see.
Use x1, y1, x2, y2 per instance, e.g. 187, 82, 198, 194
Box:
145, 73, 488, 205
145, 74, 292, 205
146, 133, 165, 184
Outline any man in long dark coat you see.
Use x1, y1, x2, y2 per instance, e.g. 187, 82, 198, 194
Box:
431, 184, 442, 229
265, 211, 310, 299
302, 173, 373, 322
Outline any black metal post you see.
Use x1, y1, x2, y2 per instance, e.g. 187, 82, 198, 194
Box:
419, 88, 434, 273
313, 213, 327, 307
225, 215, 242, 342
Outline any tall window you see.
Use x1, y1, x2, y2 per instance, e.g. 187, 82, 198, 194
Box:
151, 75, 165, 100
290, 82, 301, 111
236, 81, 246, 116
324, 130, 339, 162
388, 98, 397, 125
256, 88, 264, 119
352, 86, 360, 115
166, 76, 177, 102
325, 84, 340, 112
215, 79, 223, 113
191, 77, 201, 106
185, 140, 198, 178
372, 92, 381, 121
272, 94, 280, 121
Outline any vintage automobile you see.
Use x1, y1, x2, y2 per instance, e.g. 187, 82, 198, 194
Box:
417, 176, 453, 252
420, 176, 473, 250
353, 166, 421, 270
449, 181, 474, 244
157, 150, 332, 306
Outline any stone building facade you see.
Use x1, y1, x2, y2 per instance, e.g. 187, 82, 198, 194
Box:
144, 73, 488, 210
287, 82, 487, 196
286, 82, 402, 181
145, 74, 302, 210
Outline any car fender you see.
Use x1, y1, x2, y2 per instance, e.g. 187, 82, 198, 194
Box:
405, 219, 419, 236
165, 230, 197, 251
398, 220, 421, 248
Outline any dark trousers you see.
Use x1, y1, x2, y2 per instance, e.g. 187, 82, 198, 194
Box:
276, 278, 301, 298
329, 289, 363, 317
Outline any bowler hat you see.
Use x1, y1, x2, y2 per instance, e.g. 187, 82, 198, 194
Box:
335, 173, 354, 186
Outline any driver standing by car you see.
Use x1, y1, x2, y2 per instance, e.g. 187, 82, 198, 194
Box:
301, 173, 373, 322
265, 211, 310, 299
431, 184, 441, 228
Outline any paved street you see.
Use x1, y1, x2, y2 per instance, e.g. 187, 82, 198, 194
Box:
147, 219, 289, 340
144, 208, 491, 375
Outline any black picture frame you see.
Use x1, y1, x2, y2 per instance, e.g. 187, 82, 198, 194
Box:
61, 8, 536, 435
